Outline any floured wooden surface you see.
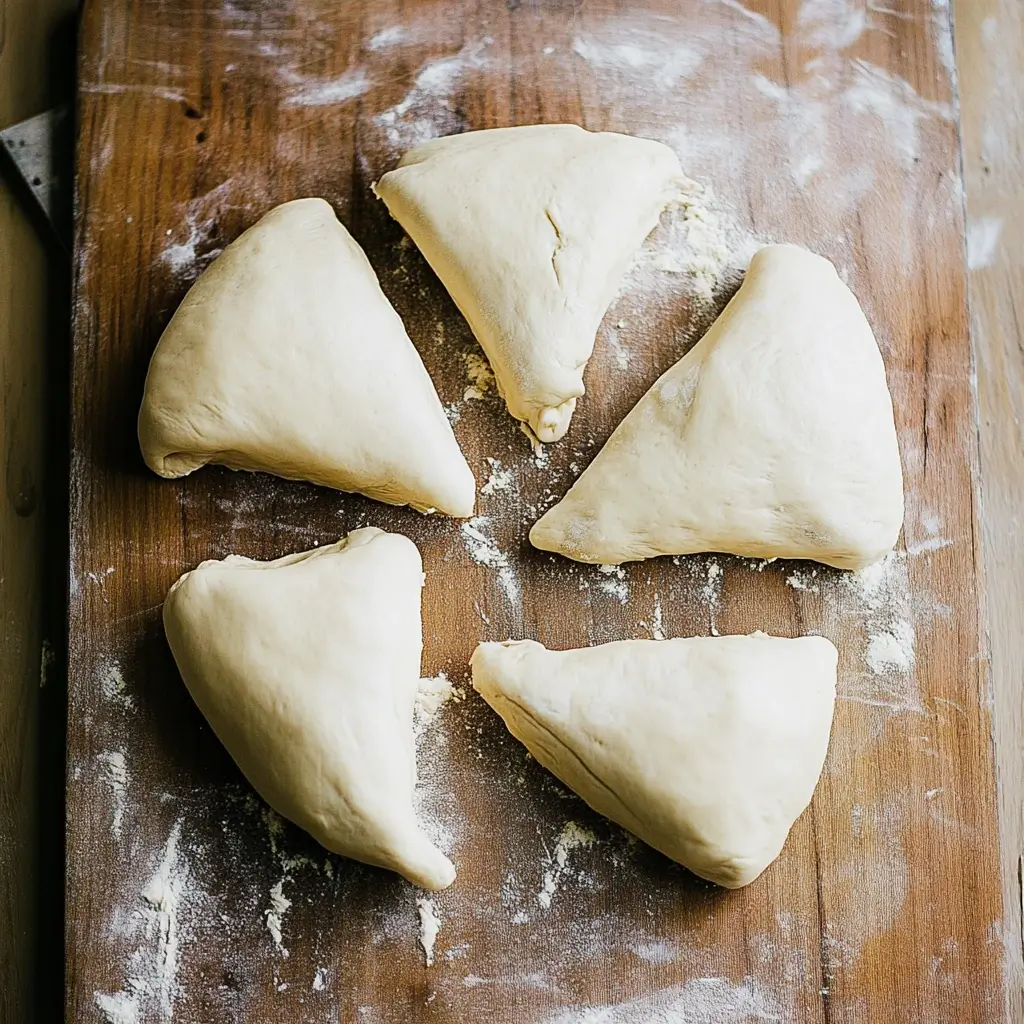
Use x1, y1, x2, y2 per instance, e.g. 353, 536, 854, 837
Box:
70, 1, 1004, 1021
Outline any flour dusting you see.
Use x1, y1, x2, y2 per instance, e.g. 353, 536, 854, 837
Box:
701, 560, 723, 604
156, 179, 244, 281
481, 457, 515, 497
967, 216, 1003, 269
282, 68, 371, 107
415, 672, 464, 736
265, 878, 292, 956
413, 670, 465, 864
98, 749, 130, 839
596, 564, 629, 604
542, 975, 784, 1023
865, 619, 916, 675
650, 594, 667, 640
100, 662, 135, 709
572, 32, 704, 89
625, 182, 761, 306
95, 820, 197, 1023
538, 821, 596, 909
786, 568, 821, 593
373, 39, 493, 150
461, 516, 520, 605
416, 897, 442, 965
367, 25, 408, 51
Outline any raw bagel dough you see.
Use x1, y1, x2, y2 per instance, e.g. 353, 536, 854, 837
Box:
163, 528, 455, 890
139, 198, 475, 517
530, 244, 904, 569
374, 125, 686, 443
471, 633, 837, 888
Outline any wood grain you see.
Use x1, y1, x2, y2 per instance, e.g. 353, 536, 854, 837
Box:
0, 2, 75, 1021
956, 1, 1024, 1020
69, 1, 1006, 1021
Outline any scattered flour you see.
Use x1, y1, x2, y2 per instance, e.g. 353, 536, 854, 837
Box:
412, 670, 465, 865
461, 516, 520, 605
99, 662, 134, 709
786, 568, 820, 593
595, 564, 629, 604
282, 68, 371, 107
826, 801, 909, 969
571, 32, 704, 90
156, 179, 242, 281
605, 324, 631, 369
538, 821, 596, 909
831, 552, 924, 713
630, 939, 678, 965
865, 619, 916, 675
701, 560, 723, 605
416, 897, 442, 966
265, 878, 292, 956
481, 457, 515, 497
415, 672, 463, 736
367, 25, 408, 51
98, 750, 130, 839
541, 976, 784, 1024
95, 820, 195, 1023
625, 182, 761, 306
650, 594, 667, 640
373, 39, 493, 150
312, 966, 328, 991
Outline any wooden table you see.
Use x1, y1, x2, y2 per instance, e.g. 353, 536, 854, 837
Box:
65, 1, 1010, 1021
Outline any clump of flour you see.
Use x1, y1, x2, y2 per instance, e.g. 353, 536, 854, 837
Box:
461, 516, 520, 605
538, 821, 597, 909
596, 564, 629, 604
416, 898, 443, 965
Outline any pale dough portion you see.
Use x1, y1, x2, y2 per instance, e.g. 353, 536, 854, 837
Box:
374, 125, 686, 443
163, 528, 455, 890
139, 198, 475, 517
471, 633, 837, 888
530, 244, 904, 569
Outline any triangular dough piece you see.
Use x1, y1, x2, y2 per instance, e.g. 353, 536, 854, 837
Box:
374, 125, 686, 442
530, 244, 904, 569
472, 633, 837, 888
163, 528, 455, 890
139, 198, 475, 517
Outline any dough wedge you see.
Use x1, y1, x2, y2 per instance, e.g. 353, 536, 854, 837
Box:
163, 528, 455, 890
139, 198, 475, 517
530, 244, 904, 569
472, 633, 837, 888
374, 124, 686, 443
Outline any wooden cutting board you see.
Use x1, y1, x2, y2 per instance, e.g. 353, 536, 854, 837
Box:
68, 1, 1006, 1021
